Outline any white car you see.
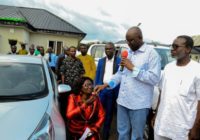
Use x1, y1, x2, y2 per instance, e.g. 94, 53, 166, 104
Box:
0, 55, 70, 140
88, 43, 174, 109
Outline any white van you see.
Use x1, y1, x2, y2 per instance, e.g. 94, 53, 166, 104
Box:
88, 43, 174, 69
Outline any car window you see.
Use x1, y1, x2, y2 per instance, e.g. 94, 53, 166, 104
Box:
91, 45, 105, 58
0, 63, 47, 96
155, 48, 174, 70
90, 44, 124, 59
115, 46, 129, 58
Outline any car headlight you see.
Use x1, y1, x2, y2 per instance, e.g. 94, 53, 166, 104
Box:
29, 113, 55, 140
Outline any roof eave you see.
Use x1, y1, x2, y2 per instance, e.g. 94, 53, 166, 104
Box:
36, 29, 86, 37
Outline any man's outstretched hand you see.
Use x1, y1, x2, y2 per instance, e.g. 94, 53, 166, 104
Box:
94, 84, 109, 94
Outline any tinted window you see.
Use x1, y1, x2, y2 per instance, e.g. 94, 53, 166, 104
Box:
115, 46, 129, 58
155, 48, 174, 70
0, 63, 46, 96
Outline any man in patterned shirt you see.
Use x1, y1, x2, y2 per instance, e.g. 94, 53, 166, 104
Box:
60, 46, 85, 92
60, 46, 85, 139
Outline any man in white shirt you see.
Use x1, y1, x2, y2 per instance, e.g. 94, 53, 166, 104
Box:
27, 44, 35, 56
154, 35, 200, 140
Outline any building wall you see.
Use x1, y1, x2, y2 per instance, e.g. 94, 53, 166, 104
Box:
190, 54, 200, 62
192, 35, 200, 46
0, 26, 30, 54
30, 33, 80, 52
0, 26, 83, 54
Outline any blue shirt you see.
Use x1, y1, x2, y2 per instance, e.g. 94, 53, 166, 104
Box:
108, 43, 161, 110
47, 53, 57, 67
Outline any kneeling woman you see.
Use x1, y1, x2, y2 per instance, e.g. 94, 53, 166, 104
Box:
66, 77, 105, 140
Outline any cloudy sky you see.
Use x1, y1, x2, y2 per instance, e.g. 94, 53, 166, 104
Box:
0, 0, 199, 44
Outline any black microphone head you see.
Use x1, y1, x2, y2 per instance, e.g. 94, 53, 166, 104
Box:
120, 65, 124, 72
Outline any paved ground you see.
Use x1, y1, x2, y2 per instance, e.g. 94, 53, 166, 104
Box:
108, 112, 118, 140
100, 111, 118, 140
103, 112, 151, 140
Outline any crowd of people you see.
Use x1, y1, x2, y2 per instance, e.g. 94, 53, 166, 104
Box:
6, 26, 200, 140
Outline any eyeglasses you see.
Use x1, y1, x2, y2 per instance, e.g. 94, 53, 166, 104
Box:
83, 83, 93, 88
171, 44, 184, 50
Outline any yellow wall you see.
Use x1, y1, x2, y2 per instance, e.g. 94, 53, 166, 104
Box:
0, 26, 83, 54
30, 33, 81, 51
0, 26, 30, 54
190, 54, 200, 62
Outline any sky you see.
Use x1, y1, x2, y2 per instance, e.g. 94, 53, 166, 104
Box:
0, 0, 200, 44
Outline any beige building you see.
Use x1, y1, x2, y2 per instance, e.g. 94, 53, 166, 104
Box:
0, 5, 86, 54
191, 35, 200, 62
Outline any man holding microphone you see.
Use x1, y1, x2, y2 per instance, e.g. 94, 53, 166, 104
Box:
94, 26, 161, 140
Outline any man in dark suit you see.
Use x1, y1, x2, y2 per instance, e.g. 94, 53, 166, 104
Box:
56, 46, 70, 83
95, 42, 121, 140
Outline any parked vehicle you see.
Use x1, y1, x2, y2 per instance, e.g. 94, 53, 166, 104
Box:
89, 43, 174, 69
0, 55, 71, 140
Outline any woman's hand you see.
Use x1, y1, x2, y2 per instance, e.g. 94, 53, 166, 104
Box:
85, 95, 97, 106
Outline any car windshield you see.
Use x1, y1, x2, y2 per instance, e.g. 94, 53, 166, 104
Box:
155, 48, 174, 70
0, 62, 47, 98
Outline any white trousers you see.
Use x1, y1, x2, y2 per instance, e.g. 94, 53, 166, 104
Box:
154, 133, 188, 140
154, 133, 171, 140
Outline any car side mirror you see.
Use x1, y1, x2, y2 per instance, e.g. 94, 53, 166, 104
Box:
58, 84, 71, 94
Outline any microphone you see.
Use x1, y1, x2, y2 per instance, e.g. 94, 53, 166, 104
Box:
120, 50, 128, 72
